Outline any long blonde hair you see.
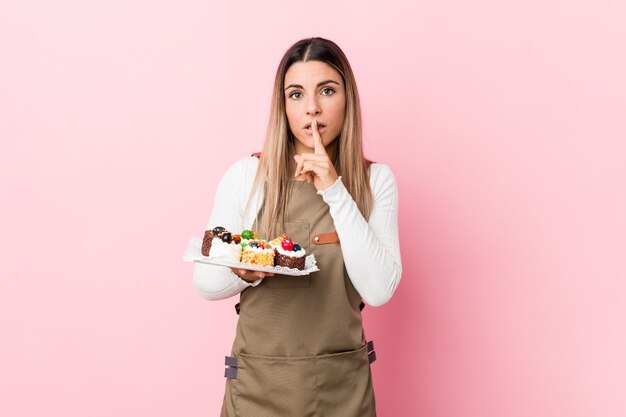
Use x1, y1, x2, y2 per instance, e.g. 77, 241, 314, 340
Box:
246, 37, 373, 238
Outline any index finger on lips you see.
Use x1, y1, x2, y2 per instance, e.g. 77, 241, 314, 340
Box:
312, 119, 326, 155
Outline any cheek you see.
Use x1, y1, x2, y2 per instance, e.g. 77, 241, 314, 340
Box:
285, 105, 300, 129
328, 98, 345, 121
329, 103, 346, 130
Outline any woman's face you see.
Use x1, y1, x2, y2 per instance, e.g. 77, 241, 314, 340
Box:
284, 60, 346, 155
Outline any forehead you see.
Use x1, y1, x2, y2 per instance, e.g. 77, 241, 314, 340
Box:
284, 61, 342, 86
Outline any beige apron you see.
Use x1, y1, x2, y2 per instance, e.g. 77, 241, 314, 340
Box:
220, 179, 377, 417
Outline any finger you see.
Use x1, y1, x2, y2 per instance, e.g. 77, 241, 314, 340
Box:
294, 154, 306, 177
232, 268, 248, 280
295, 153, 325, 177
299, 163, 321, 183
311, 119, 327, 156
294, 153, 325, 177
233, 268, 274, 281
298, 160, 330, 177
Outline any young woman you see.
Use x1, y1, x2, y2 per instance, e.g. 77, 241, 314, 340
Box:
193, 37, 402, 416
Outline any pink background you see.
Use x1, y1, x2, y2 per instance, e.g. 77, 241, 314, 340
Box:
2, 0, 625, 416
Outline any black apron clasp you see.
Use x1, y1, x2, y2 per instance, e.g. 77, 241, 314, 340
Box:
224, 356, 238, 379
366, 340, 376, 364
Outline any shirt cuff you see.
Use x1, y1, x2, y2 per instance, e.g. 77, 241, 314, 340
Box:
317, 176, 343, 196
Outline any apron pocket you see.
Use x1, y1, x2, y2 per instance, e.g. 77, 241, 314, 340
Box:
315, 344, 376, 417
235, 353, 317, 417
284, 220, 311, 252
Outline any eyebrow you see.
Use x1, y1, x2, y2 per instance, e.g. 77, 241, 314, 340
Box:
284, 79, 341, 90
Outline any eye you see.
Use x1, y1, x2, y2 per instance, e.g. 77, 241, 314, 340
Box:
321, 88, 335, 96
288, 91, 302, 100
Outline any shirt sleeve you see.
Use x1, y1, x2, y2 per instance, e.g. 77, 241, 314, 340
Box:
192, 158, 262, 300
317, 164, 402, 306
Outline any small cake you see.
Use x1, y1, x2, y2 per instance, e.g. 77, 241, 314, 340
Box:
201, 226, 228, 256
273, 236, 306, 270
240, 240, 275, 267
202, 226, 242, 262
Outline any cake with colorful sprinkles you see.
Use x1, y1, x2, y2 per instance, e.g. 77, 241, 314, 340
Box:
240, 239, 275, 267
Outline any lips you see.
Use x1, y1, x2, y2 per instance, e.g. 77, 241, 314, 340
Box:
304, 122, 327, 129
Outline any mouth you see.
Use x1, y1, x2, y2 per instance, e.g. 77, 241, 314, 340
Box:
304, 121, 327, 129
303, 122, 327, 133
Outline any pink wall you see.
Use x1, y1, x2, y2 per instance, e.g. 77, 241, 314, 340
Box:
2, 0, 625, 416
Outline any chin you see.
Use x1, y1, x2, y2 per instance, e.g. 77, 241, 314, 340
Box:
295, 137, 314, 149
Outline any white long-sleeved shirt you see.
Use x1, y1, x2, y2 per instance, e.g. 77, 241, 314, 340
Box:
192, 156, 402, 307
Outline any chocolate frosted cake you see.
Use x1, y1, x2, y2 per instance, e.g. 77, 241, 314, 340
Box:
271, 235, 306, 270
275, 251, 306, 270
201, 230, 216, 256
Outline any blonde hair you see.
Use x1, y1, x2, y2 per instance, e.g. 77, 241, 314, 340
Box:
246, 37, 373, 238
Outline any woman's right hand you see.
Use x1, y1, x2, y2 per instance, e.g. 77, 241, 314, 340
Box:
231, 268, 275, 282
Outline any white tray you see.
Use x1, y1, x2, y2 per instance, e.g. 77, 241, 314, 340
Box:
183, 237, 319, 276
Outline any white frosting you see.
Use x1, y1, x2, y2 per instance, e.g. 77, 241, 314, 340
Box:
275, 246, 306, 258
243, 245, 273, 254
210, 237, 241, 261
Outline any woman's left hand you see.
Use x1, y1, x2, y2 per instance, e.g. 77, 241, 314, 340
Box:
293, 119, 339, 191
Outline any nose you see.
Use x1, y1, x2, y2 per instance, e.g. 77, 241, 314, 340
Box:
306, 96, 321, 116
